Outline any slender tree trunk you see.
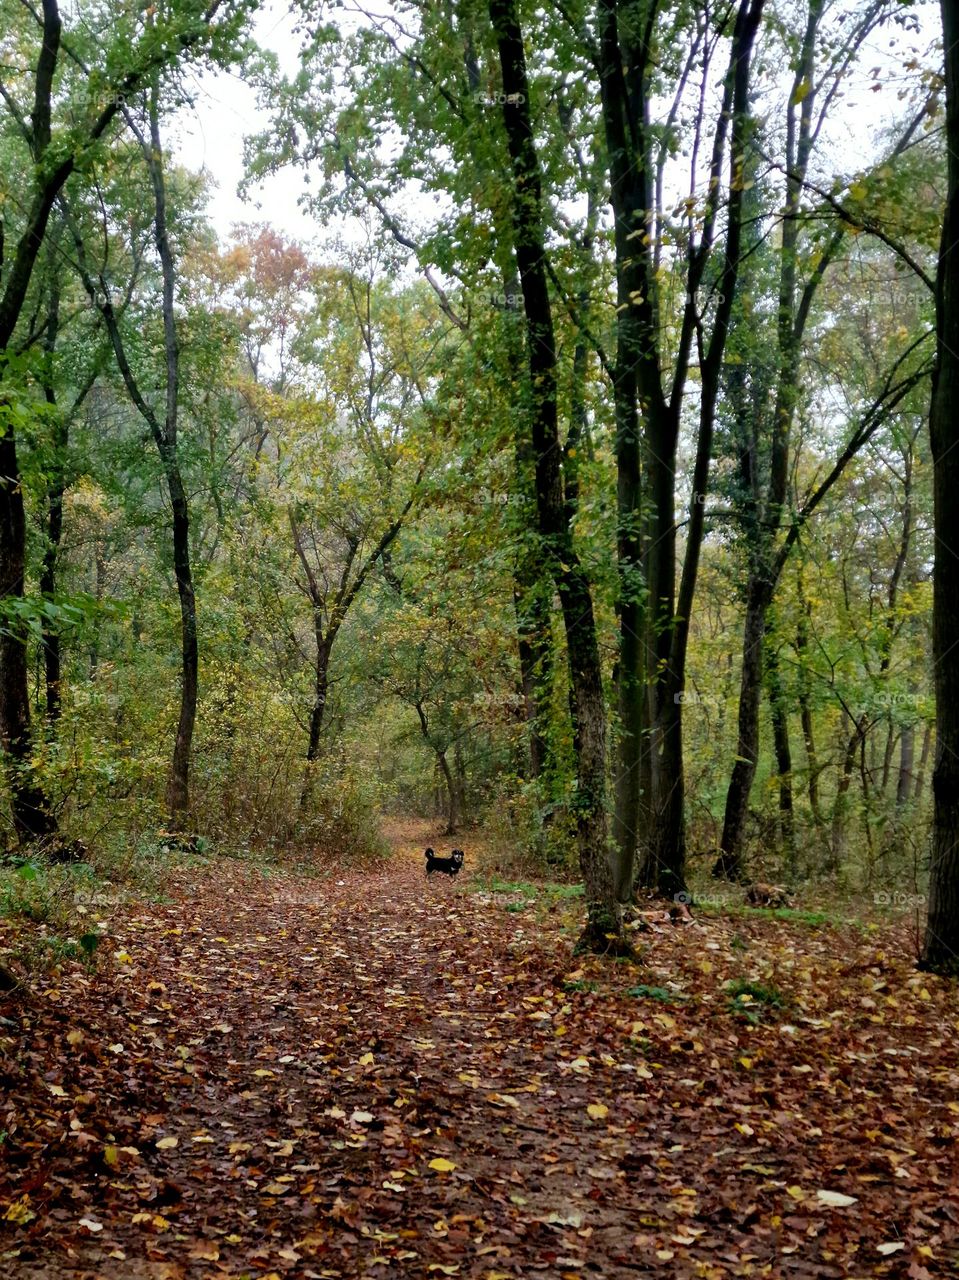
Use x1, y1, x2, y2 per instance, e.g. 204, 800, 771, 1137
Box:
766, 641, 795, 870
437, 749, 458, 835
513, 552, 551, 781
89, 543, 106, 678
39, 277, 66, 725
881, 723, 896, 794
306, 636, 331, 765
830, 715, 866, 874
164, 465, 198, 820
914, 724, 932, 801
896, 724, 915, 810
921, 0, 959, 973
715, 584, 767, 878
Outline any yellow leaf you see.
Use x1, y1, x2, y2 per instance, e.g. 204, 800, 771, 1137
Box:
4, 1197, 35, 1224
156, 1136, 178, 1150
586, 1103, 609, 1120
358, 1052, 375, 1065
428, 1157, 456, 1173
786, 1185, 806, 1201
262, 1181, 290, 1195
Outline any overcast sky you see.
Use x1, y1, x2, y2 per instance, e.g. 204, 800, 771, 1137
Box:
171, 0, 940, 253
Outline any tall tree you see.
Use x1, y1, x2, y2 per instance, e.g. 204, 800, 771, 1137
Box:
595, 0, 765, 896
69, 88, 200, 822
488, 0, 622, 950
0, 0, 239, 840
919, 0, 959, 974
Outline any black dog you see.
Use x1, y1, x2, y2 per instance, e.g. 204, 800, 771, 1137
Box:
424, 847, 465, 878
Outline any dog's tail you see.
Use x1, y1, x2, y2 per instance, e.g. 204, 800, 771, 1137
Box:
424, 847, 435, 859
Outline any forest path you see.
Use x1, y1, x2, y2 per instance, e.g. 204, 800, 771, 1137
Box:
2, 825, 958, 1279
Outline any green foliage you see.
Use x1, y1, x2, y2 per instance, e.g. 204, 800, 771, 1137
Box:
628, 984, 689, 1005
726, 978, 788, 1024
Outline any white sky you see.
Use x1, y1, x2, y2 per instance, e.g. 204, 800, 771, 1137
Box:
170, 1, 941, 253
174, 0, 315, 245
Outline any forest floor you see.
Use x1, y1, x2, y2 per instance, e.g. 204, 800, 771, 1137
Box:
1, 819, 958, 1280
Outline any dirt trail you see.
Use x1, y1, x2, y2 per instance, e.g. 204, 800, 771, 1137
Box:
2, 825, 958, 1278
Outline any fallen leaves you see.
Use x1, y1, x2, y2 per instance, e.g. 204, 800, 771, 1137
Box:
1, 839, 956, 1278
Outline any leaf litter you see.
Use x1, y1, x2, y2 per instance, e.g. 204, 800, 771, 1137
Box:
1, 849, 957, 1278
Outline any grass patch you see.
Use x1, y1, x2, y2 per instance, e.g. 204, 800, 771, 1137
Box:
694, 899, 840, 928
628, 984, 688, 1005
469, 874, 583, 902
563, 978, 598, 994
725, 977, 788, 1024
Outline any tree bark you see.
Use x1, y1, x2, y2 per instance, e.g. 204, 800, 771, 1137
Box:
715, 582, 768, 879
920, 0, 959, 973
489, 0, 621, 950
914, 723, 932, 801
766, 639, 795, 871
39, 272, 66, 724
0, 426, 57, 843
896, 724, 915, 810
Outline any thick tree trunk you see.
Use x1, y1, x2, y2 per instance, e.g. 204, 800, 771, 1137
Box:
921, 0, 959, 973
0, 431, 57, 843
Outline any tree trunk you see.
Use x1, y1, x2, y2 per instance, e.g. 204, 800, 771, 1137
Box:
914, 723, 932, 801
921, 0, 959, 973
896, 723, 915, 810
0, 430, 57, 843
164, 466, 198, 822
766, 640, 795, 870
513, 558, 551, 781
715, 584, 767, 879
39, 276, 66, 725
489, 0, 621, 950
437, 749, 458, 835
829, 716, 866, 875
